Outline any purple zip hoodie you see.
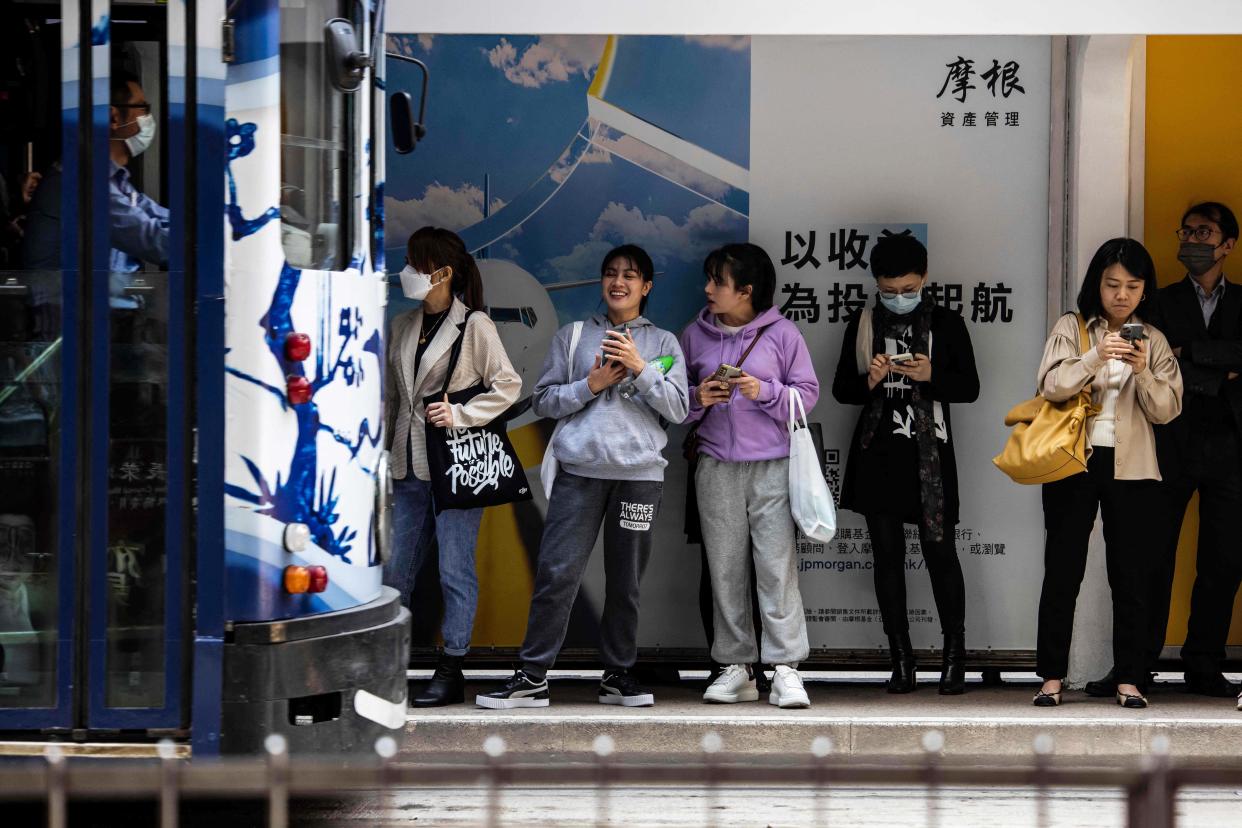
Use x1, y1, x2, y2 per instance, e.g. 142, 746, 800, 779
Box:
680, 305, 820, 462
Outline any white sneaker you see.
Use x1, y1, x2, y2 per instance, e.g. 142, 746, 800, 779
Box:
703, 664, 759, 703
769, 664, 811, 709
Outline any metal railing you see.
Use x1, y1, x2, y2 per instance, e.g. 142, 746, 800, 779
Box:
2, 730, 1239, 828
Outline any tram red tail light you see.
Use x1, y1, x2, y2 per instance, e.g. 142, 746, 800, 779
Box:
284, 332, 312, 362
307, 565, 329, 593
284, 564, 329, 594
286, 375, 312, 405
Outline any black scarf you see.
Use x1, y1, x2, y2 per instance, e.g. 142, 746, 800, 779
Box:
858, 297, 945, 542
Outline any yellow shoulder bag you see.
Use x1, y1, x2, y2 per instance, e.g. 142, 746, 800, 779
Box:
993, 313, 1101, 485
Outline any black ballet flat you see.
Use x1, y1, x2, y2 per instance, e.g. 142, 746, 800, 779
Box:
1032, 688, 1062, 707
1116, 690, 1148, 709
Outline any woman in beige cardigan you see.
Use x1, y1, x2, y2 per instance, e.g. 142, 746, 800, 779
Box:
383, 227, 521, 707
1032, 238, 1182, 709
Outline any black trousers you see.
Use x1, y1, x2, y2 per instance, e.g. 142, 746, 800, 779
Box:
1147, 428, 1242, 674
864, 513, 966, 638
519, 474, 662, 678
1037, 449, 1158, 686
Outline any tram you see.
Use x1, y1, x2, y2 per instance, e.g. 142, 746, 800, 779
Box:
0, 0, 417, 755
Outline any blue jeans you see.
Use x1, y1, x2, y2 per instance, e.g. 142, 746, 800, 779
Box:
382, 474, 484, 656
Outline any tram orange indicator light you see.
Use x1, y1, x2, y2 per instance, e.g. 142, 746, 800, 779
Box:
284, 565, 311, 594
286, 375, 312, 404
284, 332, 312, 362
307, 565, 329, 594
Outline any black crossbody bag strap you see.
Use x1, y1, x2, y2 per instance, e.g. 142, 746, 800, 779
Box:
438, 310, 475, 398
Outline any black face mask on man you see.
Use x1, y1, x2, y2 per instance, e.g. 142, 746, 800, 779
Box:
1178, 241, 1222, 277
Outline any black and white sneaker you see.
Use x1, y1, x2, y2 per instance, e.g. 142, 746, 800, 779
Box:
599, 670, 655, 707
476, 670, 550, 709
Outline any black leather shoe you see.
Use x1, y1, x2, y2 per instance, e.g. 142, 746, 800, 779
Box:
1084, 667, 1117, 698
754, 663, 771, 694
938, 633, 966, 695
886, 633, 917, 694
1184, 671, 1239, 698
412, 653, 465, 707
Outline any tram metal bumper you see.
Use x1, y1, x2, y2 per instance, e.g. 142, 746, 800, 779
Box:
221, 586, 410, 756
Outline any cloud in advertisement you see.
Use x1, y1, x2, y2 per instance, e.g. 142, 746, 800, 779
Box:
485, 35, 607, 89
682, 35, 750, 52
386, 182, 507, 243
544, 202, 740, 283
386, 33, 434, 57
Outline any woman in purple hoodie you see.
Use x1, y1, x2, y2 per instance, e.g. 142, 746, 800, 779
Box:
681, 243, 820, 708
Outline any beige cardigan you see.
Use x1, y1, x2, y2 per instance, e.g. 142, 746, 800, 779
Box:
1036, 313, 1183, 481
385, 298, 522, 481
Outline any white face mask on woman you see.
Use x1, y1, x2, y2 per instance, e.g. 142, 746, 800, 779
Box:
399, 265, 448, 300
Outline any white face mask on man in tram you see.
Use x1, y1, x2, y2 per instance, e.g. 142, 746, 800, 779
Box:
111, 113, 157, 158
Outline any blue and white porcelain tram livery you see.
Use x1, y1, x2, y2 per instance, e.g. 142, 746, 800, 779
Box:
0, 0, 419, 755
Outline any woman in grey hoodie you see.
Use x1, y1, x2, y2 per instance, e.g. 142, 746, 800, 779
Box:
477, 245, 689, 709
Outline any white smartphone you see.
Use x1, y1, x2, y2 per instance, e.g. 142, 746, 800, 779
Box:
889, 352, 915, 364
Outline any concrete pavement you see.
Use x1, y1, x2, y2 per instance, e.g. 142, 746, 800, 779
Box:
401, 673, 1242, 764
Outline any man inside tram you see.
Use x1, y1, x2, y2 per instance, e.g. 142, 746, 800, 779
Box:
21, 61, 168, 303
107, 65, 168, 308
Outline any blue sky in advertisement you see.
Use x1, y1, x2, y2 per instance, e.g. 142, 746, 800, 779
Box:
384, 34, 751, 333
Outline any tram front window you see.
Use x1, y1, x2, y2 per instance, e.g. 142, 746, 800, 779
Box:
280, 0, 351, 271
0, 1, 62, 707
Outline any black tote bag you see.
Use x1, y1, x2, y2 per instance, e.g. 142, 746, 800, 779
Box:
423, 311, 532, 513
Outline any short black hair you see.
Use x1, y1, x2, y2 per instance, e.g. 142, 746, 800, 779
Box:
601, 244, 654, 314
1076, 237, 1157, 320
703, 243, 776, 312
1181, 201, 1239, 243
869, 232, 928, 279
110, 61, 142, 108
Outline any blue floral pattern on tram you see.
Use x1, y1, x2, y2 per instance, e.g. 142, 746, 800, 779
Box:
225, 118, 281, 241
224, 263, 383, 562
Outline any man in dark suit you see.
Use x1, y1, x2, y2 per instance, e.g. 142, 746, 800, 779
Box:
1088, 201, 1240, 699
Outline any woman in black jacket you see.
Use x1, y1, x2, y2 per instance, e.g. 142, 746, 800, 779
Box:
832, 233, 980, 695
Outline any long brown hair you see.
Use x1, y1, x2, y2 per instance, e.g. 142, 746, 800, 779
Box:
406, 227, 484, 311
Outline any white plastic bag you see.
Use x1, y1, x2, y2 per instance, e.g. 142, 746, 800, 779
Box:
787, 387, 837, 543
540, 321, 583, 499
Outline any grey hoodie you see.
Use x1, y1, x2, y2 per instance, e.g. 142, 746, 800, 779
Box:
533, 315, 689, 482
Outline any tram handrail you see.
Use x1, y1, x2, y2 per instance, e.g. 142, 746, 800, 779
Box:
0, 335, 61, 408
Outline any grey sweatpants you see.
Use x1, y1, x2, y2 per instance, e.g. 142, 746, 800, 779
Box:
696, 456, 809, 665
519, 472, 663, 679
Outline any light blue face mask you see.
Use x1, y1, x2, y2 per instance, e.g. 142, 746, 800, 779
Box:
878, 289, 923, 315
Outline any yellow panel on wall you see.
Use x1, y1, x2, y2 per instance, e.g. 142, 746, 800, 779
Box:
1144, 35, 1242, 648
469, 420, 544, 645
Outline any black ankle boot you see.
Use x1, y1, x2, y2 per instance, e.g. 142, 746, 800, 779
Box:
938, 633, 966, 695
412, 653, 465, 707
886, 633, 917, 694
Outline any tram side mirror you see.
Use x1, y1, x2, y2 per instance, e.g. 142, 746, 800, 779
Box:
324, 18, 371, 93
385, 52, 430, 155
390, 92, 425, 155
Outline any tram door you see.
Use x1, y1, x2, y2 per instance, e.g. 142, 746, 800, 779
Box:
0, 0, 194, 736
